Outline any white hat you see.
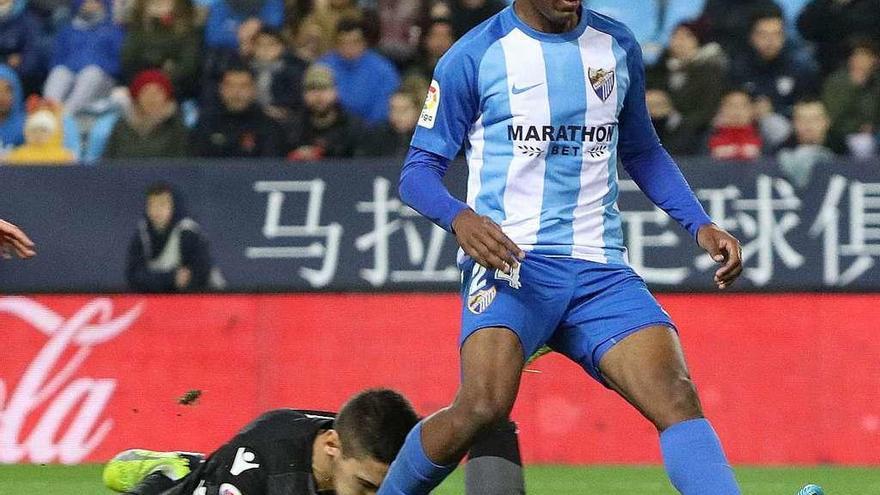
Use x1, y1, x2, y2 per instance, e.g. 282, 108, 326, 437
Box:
25, 110, 58, 134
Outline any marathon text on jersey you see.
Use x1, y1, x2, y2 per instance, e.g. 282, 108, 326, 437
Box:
507, 123, 616, 143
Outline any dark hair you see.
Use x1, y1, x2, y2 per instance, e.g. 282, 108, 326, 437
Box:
222, 62, 255, 80
849, 37, 880, 58
792, 98, 827, 113
336, 17, 366, 37
256, 27, 284, 42
130, 0, 196, 33
425, 17, 453, 34
145, 181, 174, 197
749, 7, 784, 32
335, 389, 419, 464
672, 19, 706, 45
721, 86, 751, 100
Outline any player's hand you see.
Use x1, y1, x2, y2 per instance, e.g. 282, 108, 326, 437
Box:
697, 223, 742, 290
0, 219, 36, 259
452, 209, 524, 274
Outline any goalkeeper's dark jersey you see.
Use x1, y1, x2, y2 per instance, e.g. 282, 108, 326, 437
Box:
166, 409, 335, 495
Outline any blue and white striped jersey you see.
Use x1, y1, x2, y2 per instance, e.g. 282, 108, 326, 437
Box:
411, 6, 660, 265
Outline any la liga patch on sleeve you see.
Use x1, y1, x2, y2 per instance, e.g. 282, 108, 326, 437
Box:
418, 79, 440, 129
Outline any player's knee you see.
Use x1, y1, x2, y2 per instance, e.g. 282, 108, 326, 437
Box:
654, 375, 703, 431
455, 395, 513, 430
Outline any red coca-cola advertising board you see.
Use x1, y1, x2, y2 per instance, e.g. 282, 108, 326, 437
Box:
1, 294, 878, 465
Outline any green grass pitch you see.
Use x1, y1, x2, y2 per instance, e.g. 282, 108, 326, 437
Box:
3, 464, 879, 494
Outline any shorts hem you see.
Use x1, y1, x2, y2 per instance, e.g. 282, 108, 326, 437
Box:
590, 320, 677, 387
460, 323, 530, 362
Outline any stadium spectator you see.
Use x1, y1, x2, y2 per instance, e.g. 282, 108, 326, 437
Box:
0, 65, 25, 153
120, 0, 201, 97
318, 18, 400, 125
300, 0, 363, 55
26, 0, 69, 24
645, 88, 701, 155
699, 0, 783, 56
753, 94, 795, 152
42, 0, 123, 115
288, 19, 329, 62
403, 18, 455, 96
127, 182, 220, 293
0, 0, 47, 95
287, 64, 360, 160
821, 39, 880, 156
708, 89, 764, 161
103, 69, 190, 159
447, 0, 505, 38
647, 21, 726, 150
358, 90, 421, 157
731, 11, 819, 117
586, 0, 705, 65
374, 0, 423, 66
778, 99, 836, 187
5, 105, 76, 164
798, 0, 880, 75
192, 65, 283, 157
203, 0, 283, 52
250, 28, 308, 122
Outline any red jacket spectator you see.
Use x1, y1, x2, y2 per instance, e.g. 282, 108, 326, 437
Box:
709, 126, 763, 161
709, 90, 764, 161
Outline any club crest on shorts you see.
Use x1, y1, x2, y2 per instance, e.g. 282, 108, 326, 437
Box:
588, 67, 615, 102
468, 285, 497, 314
467, 264, 497, 314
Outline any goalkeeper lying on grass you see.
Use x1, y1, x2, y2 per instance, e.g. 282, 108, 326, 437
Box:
103, 388, 525, 495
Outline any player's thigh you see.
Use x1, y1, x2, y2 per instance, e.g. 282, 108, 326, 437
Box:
598, 325, 703, 431
454, 326, 524, 418
549, 262, 675, 384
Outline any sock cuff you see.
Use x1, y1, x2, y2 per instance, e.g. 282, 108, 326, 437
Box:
402, 422, 457, 478
661, 418, 712, 437
469, 421, 522, 465
660, 418, 724, 452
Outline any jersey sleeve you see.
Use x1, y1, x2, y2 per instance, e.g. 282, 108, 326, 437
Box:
616, 34, 661, 156
616, 32, 712, 239
410, 49, 481, 160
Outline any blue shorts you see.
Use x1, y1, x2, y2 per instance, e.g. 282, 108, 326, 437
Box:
460, 254, 675, 386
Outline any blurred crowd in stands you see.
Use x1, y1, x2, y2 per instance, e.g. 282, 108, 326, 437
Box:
0, 0, 878, 167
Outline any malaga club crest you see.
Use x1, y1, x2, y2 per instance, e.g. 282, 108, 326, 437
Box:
588, 67, 615, 102
468, 285, 497, 314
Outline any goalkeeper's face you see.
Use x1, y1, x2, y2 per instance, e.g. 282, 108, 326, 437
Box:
330, 450, 387, 495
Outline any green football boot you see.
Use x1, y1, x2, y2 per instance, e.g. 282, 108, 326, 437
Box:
102, 449, 193, 492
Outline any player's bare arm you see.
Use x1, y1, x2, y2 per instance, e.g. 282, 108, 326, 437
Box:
452, 209, 525, 274
697, 223, 743, 290
0, 218, 36, 259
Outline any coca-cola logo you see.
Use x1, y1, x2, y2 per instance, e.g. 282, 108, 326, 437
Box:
0, 297, 143, 464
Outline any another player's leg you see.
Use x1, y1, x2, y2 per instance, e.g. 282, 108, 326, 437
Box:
378, 327, 525, 495
598, 326, 740, 495
465, 419, 525, 495
103, 449, 204, 494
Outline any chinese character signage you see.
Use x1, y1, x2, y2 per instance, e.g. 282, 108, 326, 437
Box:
1, 159, 879, 292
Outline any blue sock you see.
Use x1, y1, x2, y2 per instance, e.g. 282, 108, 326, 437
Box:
377, 421, 457, 495
660, 418, 741, 495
